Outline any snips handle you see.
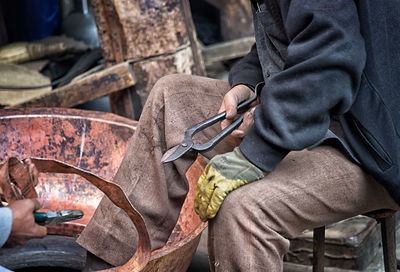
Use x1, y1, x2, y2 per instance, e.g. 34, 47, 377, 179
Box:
193, 82, 264, 152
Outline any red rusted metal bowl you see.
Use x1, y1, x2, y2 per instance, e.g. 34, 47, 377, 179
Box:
0, 108, 207, 271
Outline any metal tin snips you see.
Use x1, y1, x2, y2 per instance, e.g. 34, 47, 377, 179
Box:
161, 82, 264, 163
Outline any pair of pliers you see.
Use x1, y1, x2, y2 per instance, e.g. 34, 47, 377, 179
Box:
34, 209, 84, 225
161, 82, 264, 163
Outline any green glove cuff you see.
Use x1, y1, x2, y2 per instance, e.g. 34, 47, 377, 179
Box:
209, 147, 264, 181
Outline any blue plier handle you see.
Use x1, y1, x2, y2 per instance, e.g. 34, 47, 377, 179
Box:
161, 82, 264, 163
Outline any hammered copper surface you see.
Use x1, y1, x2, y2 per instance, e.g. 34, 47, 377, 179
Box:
0, 108, 137, 234
0, 108, 208, 271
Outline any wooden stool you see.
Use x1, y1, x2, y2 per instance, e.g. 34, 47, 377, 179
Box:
313, 210, 398, 272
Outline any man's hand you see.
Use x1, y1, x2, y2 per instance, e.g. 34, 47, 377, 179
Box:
194, 147, 266, 221
219, 84, 257, 138
5, 199, 47, 247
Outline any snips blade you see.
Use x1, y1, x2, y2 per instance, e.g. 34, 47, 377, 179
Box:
161, 143, 193, 163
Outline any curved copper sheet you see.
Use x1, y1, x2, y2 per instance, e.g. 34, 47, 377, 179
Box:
0, 108, 137, 232
0, 108, 208, 271
31, 158, 151, 271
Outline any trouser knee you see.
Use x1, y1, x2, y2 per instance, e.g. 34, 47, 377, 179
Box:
209, 187, 291, 266
150, 74, 197, 98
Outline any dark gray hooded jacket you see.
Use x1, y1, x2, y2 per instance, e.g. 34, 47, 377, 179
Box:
230, 0, 400, 204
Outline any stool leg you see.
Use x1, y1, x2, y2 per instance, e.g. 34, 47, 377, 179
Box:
378, 214, 397, 272
313, 226, 325, 272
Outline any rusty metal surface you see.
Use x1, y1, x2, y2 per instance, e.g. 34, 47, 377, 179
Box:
90, 0, 189, 62
0, 108, 208, 271
132, 48, 196, 104
286, 216, 381, 270
90, 0, 205, 110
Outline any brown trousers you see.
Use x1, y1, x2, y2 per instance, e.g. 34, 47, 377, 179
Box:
77, 74, 398, 271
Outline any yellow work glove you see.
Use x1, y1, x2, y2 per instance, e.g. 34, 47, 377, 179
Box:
194, 147, 266, 222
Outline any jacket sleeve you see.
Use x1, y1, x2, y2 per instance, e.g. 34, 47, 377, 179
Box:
228, 43, 264, 89
0, 207, 12, 247
240, 0, 366, 172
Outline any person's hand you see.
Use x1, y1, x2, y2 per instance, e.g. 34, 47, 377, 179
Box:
218, 84, 257, 138
5, 199, 47, 247
194, 147, 266, 222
